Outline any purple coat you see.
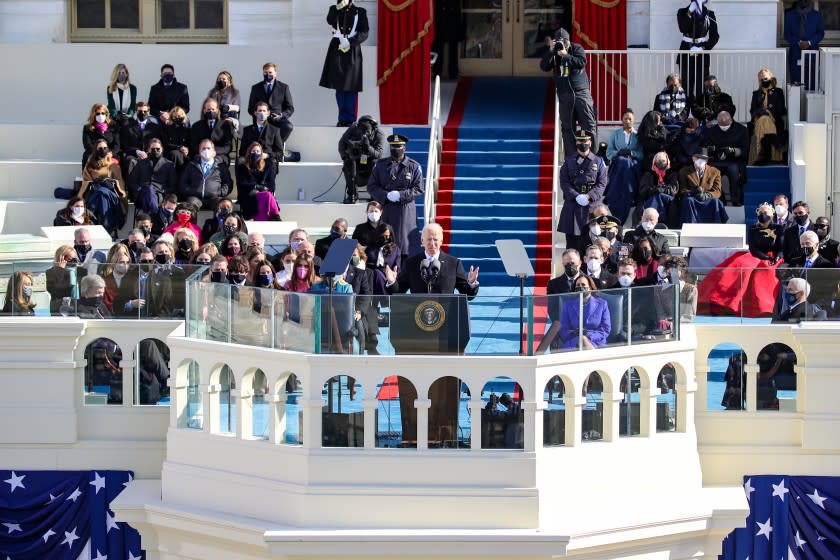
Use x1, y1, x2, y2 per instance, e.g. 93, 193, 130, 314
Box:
560, 294, 611, 349
557, 152, 607, 236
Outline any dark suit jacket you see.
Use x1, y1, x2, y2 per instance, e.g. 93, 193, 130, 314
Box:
589, 270, 618, 290
315, 235, 338, 260
189, 119, 234, 164
247, 80, 294, 118
787, 254, 835, 269
783, 223, 816, 263
114, 269, 173, 318
148, 79, 190, 119
240, 123, 285, 161
546, 273, 582, 321
120, 120, 162, 157
388, 252, 478, 297
818, 238, 840, 264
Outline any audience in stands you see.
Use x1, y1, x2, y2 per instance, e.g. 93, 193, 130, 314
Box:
815, 216, 839, 263
152, 194, 178, 237
315, 218, 349, 259
576, 209, 612, 257
164, 201, 202, 242
174, 228, 199, 265
209, 255, 229, 283
637, 151, 679, 227
637, 110, 672, 170
106, 63, 137, 119
103, 244, 132, 312
677, 148, 728, 225
54, 197, 97, 227
665, 255, 697, 322
583, 244, 617, 289
247, 232, 265, 251
148, 64, 190, 124
632, 237, 659, 281
82, 103, 121, 166
774, 194, 793, 227
161, 106, 191, 172
127, 137, 177, 213
558, 275, 611, 350
79, 138, 128, 237
210, 213, 247, 249
201, 198, 234, 241
77, 274, 111, 319
284, 254, 316, 292
248, 62, 295, 149
691, 75, 736, 125
352, 201, 386, 251
653, 74, 688, 129
46, 245, 80, 314
179, 139, 231, 209
783, 201, 815, 262
623, 207, 671, 256
273, 247, 297, 287
788, 230, 835, 268
706, 111, 748, 206
773, 277, 821, 322
240, 101, 285, 164
749, 68, 787, 165
114, 245, 173, 318
207, 70, 242, 133
221, 235, 244, 262
670, 117, 704, 172
535, 249, 583, 353
235, 142, 277, 219
2, 271, 35, 315
190, 97, 235, 167
119, 101, 161, 178
605, 108, 643, 225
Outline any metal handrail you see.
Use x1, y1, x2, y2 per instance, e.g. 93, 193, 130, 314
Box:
424, 75, 443, 226
550, 92, 560, 278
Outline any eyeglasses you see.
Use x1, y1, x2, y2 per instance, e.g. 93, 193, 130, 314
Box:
196, 259, 211, 265
95, 112, 107, 116
815, 224, 829, 229
138, 260, 154, 264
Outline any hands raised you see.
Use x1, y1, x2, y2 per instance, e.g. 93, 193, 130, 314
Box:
468, 265, 480, 285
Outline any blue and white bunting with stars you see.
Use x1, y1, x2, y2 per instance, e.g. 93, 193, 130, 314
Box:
720, 475, 840, 560
0, 470, 144, 559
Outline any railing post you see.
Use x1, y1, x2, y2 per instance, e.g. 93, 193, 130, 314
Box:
640, 388, 656, 437
268, 394, 286, 445
522, 401, 540, 453
363, 398, 378, 449
602, 391, 622, 442
203, 383, 218, 434
415, 398, 432, 450
745, 365, 758, 413
236, 388, 252, 440
301, 398, 322, 449
468, 399, 483, 450
119, 357, 136, 406
564, 395, 585, 447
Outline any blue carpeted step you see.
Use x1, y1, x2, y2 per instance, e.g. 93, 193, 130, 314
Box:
454, 127, 546, 140
447, 190, 538, 204
451, 164, 550, 178
449, 230, 538, 245
745, 164, 790, 181
450, 216, 552, 231
449, 203, 546, 218
448, 243, 538, 258
445, 151, 541, 165
454, 139, 549, 152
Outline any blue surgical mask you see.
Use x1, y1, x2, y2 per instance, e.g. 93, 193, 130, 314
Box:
259, 274, 273, 287
162, 74, 174, 85
784, 291, 798, 305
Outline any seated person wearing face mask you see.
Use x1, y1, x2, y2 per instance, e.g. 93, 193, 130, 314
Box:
652, 74, 688, 130
535, 248, 584, 353
315, 218, 349, 260
705, 111, 749, 206
240, 102, 286, 165
114, 246, 174, 318
77, 274, 111, 319
636, 151, 679, 228
557, 275, 611, 351
773, 277, 823, 322
190, 98, 235, 167
622, 207, 671, 257
202, 198, 235, 242
814, 216, 840, 264
583, 232, 618, 290
691, 75, 736, 125
670, 117, 705, 173
127, 138, 176, 212
164, 202, 203, 244
119, 101, 162, 177
179, 140, 232, 210
161, 106, 191, 172
677, 148, 728, 226
152, 194, 178, 237
697, 202, 783, 317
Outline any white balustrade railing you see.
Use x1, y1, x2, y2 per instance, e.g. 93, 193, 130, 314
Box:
424, 75, 443, 226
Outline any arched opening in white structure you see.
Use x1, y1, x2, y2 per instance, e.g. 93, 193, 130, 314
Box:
274, 373, 303, 445
709, 343, 747, 411
543, 375, 567, 447
322, 374, 364, 447
134, 338, 170, 405
619, 368, 642, 437
582, 371, 605, 442
480, 376, 524, 449
375, 376, 416, 448
428, 376, 471, 449
251, 369, 269, 439
656, 363, 677, 432
83, 338, 123, 405
217, 365, 236, 434
182, 359, 202, 429
756, 343, 797, 411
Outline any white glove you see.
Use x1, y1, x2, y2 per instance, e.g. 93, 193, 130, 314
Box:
575, 194, 589, 206
689, 45, 703, 52
387, 190, 401, 202
339, 36, 351, 50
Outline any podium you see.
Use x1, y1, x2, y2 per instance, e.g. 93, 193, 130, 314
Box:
389, 295, 470, 354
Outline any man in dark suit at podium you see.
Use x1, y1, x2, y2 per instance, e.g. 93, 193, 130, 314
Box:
383, 222, 479, 296
383, 222, 479, 447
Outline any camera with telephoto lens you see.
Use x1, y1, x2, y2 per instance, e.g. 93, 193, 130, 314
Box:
346, 138, 369, 159
221, 104, 239, 120
554, 38, 570, 53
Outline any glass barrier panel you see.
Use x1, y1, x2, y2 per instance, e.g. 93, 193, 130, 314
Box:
709, 344, 746, 411
282, 374, 302, 445
543, 375, 566, 447
322, 375, 364, 447
274, 291, 317, 353
218, 365, 236, 434
427, 376, 471, 449
252, 369, 269, 440
229, 285, 274, 348
756, 342, 798, 411
619, 368, 641, 437
186, 361, 203, 429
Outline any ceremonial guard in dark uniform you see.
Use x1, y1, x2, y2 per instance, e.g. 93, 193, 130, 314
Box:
367, 135, 424, 261
677, 0, 719, 102
557, 131, 608, 251
320, 0, 369, 127
338, 115, 385, 203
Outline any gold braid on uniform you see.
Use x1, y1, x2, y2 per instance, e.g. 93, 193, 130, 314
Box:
377, 0, 434, 86
572, 21, 628, 86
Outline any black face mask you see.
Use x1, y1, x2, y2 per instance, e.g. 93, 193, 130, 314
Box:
96, 148, 108, 159
655, 161, 668, 170
178, 239, 193, 252
758, 214, 771, 224
223, 224, 237, 236
330, 227, 343, 238
149, 149, 162, 160
576, 143, 591, 153
218, 207, 232, 219
640, 248, 653, 261
205, 111, 218, 121
210, 270, 226, 283
128, 241, 142, 254
802, 245, 815, 256
154, 253, 169, 264
816, 225, 830, 239
230, 273, 247, 285
136, 112, 149, 122
564, 263, 579, 277
704, 85, 720, 96
74, 243, 91, 258
390, 146, 405, 159
794, 214, 809, 226
761, 79, 772, 89
172, 117, 185, 125
604, 230, 617, 241
216, 80, 226, 90
80, 295, 104, 308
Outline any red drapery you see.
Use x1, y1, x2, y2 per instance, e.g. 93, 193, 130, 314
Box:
573, 0, 627, 122
377, 0, 433, 124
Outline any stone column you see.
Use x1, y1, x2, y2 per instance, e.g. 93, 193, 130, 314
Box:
363, 398, 378, 449
468, 399, 483, 450
744, 365, 758, 412
203, 383, 218, 434
415, 398, 431, 450
564, 395, 586, 447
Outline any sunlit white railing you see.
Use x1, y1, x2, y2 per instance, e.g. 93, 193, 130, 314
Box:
585, 49, 787, 125
424, 75, 443, 226
551, 91, 561, 266
799, 49, 822, 93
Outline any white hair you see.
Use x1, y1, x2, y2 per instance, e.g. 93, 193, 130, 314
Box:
788, 277, 811, 298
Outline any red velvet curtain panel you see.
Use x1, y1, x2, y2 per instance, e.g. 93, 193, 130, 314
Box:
377, 0, 433, 124
573, 0, 627, 123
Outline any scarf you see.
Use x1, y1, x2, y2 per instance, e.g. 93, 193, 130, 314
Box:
94, 121, 108, 134
652, 164, 667, 185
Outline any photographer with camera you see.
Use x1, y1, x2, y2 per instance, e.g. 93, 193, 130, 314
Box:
338, 115, 385, 204
540, 28, 597, 157
557, 131, 607, 251
704, 111, 748, 206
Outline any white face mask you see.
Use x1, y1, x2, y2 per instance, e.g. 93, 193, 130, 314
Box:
590, 224, 602, 236
618, 275, 633, 287
695, 158, 707, 170
718, 124, 731, 132
368, 211, 381, 223
256, 111, 268, 122
641, 220, 655, 232
95, 114, 107, 124
284, 261, 293, 274
201, 149, 213, 161
775, 204, 786, 216
114, 263, 129, 275
71, 207, 85, 219
587, 259, 601, 274
658, 265, 667, 278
